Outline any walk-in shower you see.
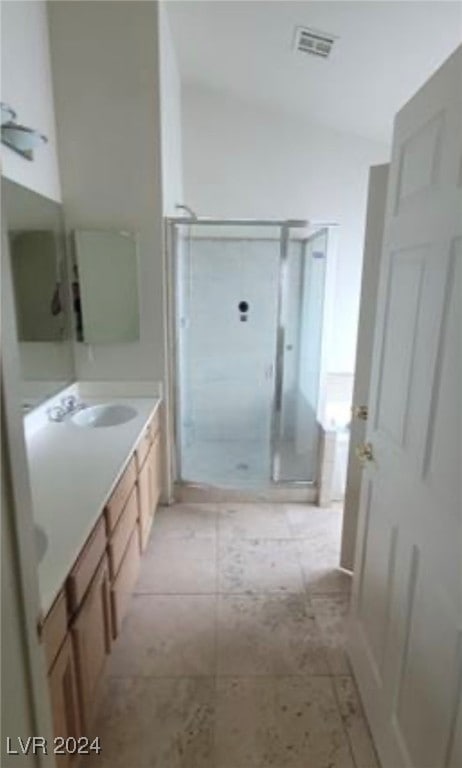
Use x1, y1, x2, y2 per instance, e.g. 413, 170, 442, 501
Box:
167, 217, 329, 492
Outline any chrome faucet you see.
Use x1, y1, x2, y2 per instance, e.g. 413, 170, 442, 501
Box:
47, 405, 67, 423
47, 396, 86, 423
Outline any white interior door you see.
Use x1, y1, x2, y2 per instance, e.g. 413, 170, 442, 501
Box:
349, 46, 462, 768
341, 164, 389, 570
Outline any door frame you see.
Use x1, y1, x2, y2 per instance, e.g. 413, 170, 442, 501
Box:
340, 163, 390, 570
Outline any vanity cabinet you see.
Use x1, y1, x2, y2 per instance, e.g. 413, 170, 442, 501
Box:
40, 403, 162, 740
71, 555, 111, 731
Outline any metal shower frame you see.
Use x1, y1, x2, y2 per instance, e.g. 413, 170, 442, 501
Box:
165, 216, 329, 489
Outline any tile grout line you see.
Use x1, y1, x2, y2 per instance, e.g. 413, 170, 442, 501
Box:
132, 589, 351, 596
105, 672, 348, 681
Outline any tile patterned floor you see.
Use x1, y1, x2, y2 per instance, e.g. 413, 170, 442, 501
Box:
85, 503, 380, 768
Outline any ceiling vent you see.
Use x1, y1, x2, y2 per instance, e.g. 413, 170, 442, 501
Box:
294, 27, 336, 59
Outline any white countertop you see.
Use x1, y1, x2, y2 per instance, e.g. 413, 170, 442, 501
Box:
26, 395, 161, 616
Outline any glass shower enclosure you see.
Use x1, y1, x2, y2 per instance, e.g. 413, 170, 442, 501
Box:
167, 218, 328, 490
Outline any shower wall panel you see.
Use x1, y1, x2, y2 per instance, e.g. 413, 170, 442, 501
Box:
181, 237, 279, 446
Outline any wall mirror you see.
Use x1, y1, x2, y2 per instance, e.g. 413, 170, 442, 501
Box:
73, 229, 140, 343
2, 177, 75, 412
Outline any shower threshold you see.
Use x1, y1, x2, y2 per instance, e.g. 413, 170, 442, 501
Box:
174, 481, 318, 504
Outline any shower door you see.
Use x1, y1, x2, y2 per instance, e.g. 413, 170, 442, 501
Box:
173, 222, 280, 488
272, 227, 328, 483
171, 220, 327, 489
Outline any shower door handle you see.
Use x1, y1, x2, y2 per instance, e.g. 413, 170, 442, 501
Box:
265, 364, 274, 380
274, 327, 285, 412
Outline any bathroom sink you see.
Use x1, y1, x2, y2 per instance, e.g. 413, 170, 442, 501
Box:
35, 525, 48, 564
71, 404, 137, 428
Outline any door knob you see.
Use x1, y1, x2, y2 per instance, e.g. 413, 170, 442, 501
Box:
352, 405, 368, 420
356, 442, 375, 467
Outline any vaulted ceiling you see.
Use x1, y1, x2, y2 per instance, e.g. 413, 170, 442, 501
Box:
167, 0, 462, 143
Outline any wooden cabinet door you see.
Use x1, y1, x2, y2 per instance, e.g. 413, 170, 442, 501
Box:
111, 527, 141, 638
149, 431, 161, 512
48, 634, 82, 767
137, 451, 152, 552
71, 555, 111, 732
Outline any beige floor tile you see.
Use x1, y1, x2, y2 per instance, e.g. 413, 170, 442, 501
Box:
311, 595, 352, 675
296, 538, 352, 594
334, 676, 380, 768
215, 676, 355, 768
217, 593, 329, 676
135, 535, 217, 594
82, 676, 215, 768
87, 503, 380, 768
218, 503, 293, 540
152, 503, 218, 539
218, 538, 305, 594
107, 595, 216, 677
285, 504, 344, 539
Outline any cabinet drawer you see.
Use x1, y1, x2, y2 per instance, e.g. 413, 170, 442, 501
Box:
135, 423, 152, 473
67, 516, 106, 613
135, 408, 160, 472
111, 527, 141, 638
107, 485, 138, 579
41, 590, 68, 672
105, 456, 136, 532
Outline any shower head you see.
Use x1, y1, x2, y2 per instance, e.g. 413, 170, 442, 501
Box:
175, 204, 198, 220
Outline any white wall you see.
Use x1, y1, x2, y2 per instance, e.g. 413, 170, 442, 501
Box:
159, 1, 184, 215
48, 0, 183, 388
48, 0, 165, 383
181, 84, 390, 373
1, 1, 61, 202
